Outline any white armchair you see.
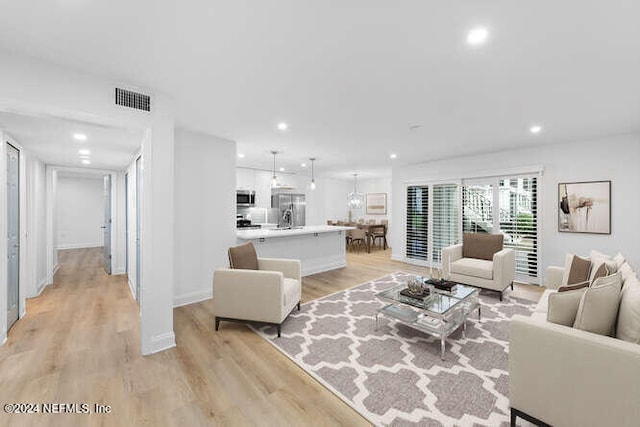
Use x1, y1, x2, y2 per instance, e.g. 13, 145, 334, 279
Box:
213, 256, 301, 337
442, 233, 515, 300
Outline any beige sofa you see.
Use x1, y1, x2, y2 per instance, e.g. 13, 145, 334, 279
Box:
509, 261, 640, 427
442, 233, 515, 300
213, 257, 302, 337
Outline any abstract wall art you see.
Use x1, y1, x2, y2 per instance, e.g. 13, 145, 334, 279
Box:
558, 181, 611, 234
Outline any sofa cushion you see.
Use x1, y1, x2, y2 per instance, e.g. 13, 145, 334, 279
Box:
589, 250, 619, 278
558, 281, 589, 292
282, 278, 301, 310
228, 242, 259, 270
462, 233, 503, 261
619, 262, 637, 290
573, 272, 622, 336
616, 275, 640, 343
613, 252, 627, 270
561, 254, 591, 286
450, 257, 494, 280
535, 289, 556, 314
547, 287, 587, 327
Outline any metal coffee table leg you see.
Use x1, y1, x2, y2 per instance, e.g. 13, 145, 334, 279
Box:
440, 338, 446, 360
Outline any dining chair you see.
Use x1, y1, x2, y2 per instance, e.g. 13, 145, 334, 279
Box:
349, 228, 367, 253
327, 220, 334, 225
371, 225, 387, 249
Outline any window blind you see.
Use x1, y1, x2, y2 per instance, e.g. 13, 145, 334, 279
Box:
431, 184, 459, 263
462, 184, 494, 234
406, 186, 429, 260
499, 177, 538, 278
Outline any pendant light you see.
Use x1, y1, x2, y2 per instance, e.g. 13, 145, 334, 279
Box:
309, 157, 316, 190
348, 173, 364, 209
271, 150, 278, 187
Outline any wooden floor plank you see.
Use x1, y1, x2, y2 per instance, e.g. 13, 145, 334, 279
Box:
0, 246, 542, 426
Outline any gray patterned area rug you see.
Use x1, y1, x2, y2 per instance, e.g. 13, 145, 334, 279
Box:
251, 272, 536, 427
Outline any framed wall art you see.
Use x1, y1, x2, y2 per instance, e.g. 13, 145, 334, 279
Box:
558, 181, 611, 234
366, 192, 387, 215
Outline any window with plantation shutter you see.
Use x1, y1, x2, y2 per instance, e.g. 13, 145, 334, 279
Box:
462, 184, 494, 234
406, 186, 429, 260
499, 177, 538, 278
431, 184, 459, 263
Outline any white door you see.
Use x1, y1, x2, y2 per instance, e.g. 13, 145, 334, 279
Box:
103, 175, 112, 274
6, 143, 20, 330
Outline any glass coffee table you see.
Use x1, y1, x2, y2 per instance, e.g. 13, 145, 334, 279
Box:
375, 282, 480, 359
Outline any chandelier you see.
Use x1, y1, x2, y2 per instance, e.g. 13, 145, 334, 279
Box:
348, 173, 364, 209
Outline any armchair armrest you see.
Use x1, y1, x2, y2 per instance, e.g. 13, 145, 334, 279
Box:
510, 315, 640, 427
442, 244, 463, 279
258, 258, 301, 282
493, 248, 515, 288
545, 266, 565, 290
212, 268, 285, 323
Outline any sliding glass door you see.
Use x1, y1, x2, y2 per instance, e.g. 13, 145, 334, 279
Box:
406, 175, 539, 281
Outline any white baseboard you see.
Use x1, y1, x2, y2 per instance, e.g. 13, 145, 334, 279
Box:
56, 243, 103, 250
53, 263, 60, 277
391, 253, 404, 261
26, 278, 49, 299
112, 268, 126, 275
173, 289, 212, 307
128, 277, 137, 301
143, 331, 176, 355
0, 333, 6, 346
302, 260, 347, 277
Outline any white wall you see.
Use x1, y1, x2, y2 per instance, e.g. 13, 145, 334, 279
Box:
0, 50, 176, 355
391, 134, 640, 279
174, 128, 236, 306
56, 176, 104, 249
25, 151, 47, 297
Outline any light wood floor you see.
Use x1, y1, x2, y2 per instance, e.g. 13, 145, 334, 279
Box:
0, 247, 543, 426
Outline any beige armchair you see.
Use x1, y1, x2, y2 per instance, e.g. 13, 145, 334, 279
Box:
442, 233, 515, 300
213, 243, 301, 337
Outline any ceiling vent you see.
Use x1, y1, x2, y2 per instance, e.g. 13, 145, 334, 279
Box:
115, 88, 151, 112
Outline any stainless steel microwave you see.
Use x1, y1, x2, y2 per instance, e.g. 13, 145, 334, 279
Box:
236, 190, 256, 207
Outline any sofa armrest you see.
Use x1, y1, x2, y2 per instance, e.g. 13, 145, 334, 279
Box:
510, 315, 640, 427
493, 248, 515, 288
442, 244, 463, 279
545, 266, 565, 290
258, 258, 301, 282
212, 268, 285, 323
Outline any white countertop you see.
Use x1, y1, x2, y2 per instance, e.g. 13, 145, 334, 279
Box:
237, 225, 354, 240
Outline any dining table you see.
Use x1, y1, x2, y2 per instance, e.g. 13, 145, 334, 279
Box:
334, 222, 387, 253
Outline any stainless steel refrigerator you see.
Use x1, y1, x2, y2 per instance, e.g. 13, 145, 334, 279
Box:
271, 190, 306, 228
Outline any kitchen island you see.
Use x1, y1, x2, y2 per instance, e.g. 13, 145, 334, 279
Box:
237, 225, 354, 276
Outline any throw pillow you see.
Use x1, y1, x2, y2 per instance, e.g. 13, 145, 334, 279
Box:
547, 287, 588, 327
558, 281, 589, 292
616, 275, 640, 343
561, 254, 591, 286
228, 242, 259, 270
619, 262, 637, 290
613, 252, 626, 270
462, 233, 503, 261
589, 250, 618, 281
573, 272, 623, 336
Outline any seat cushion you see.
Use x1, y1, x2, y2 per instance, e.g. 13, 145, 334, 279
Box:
462, 233, 503, 261
282, 278, 301, 310
450, 258, 494, 280
228, 242, 259, 270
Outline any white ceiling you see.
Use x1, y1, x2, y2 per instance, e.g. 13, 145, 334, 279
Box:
0, 112, 143, 170
1, 1, 639, 178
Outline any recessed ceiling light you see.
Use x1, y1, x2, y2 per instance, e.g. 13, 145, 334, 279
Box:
301, 163, 307, 168
467, 27, 489, 46
73, 133, 87, 141
238, 153, 245, 158
530, 125, 542, 134
277, 122, 288, 131
390, 153, 397, 159
79, 149, 91, 155
81, 159, 91, 165
279, 167, 285, 172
